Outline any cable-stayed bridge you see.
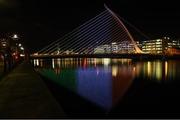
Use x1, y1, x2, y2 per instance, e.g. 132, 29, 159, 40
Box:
31, 5, 150, 59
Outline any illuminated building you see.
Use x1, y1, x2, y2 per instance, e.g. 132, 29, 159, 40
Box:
111, 42, 119, 53
94, 41, 141, 54
94, 37, 180, 54
118, 41, 135, 53
167, 40, 180, 49
142, 39, 164, 54
94, 44, 111, 54
141, 37, 180, 54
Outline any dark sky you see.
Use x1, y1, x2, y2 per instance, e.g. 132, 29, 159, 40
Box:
0, 0, 180, 52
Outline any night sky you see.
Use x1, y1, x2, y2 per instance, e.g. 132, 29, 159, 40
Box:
0, 0, 180, 53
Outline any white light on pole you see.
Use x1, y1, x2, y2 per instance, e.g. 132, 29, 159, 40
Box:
20, 47, 24, 50
13, 34, 18, 39
18, 44, 22, 47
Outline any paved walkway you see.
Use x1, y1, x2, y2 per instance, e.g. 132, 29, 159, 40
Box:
0, 62, 66, 118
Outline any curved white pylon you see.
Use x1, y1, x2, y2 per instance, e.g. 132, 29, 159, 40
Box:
104, 4, 143, 54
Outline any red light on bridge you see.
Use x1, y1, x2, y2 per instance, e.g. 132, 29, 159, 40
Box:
15, 56, 18, 60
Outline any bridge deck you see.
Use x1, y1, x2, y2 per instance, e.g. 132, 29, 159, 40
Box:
30, 54, 180, 60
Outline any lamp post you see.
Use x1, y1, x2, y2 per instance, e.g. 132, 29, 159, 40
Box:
12, 34, 18, 39
11, 34, 22, 62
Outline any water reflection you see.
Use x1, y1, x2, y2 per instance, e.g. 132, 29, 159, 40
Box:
33, 58, 135, 110
77, 67, 112, 109
137, 60, 179, 82
32, 58, 180, 110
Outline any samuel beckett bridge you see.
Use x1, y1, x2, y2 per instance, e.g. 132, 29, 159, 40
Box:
31, 5, 178, 59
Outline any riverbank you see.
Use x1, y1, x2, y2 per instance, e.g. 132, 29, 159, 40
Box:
0, 62, 66, 118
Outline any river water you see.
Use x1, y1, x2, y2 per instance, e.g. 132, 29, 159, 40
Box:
31, 58, 180, 117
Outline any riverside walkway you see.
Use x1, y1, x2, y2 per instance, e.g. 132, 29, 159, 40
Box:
0, 62, 66, 118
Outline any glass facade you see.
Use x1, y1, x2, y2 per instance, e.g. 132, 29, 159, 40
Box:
94, 41, 140, 54
142, 39, 163, 54
142, 37, 180, 54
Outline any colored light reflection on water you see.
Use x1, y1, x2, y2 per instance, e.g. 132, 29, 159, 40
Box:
32, 58, 180, 110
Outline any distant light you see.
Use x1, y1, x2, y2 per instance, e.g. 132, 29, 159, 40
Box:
12, 34, 18, 39
112, 42, 117, 45
156, 39, 162, 42
18, 44, 22, 47
2, 43, 6, 46
15, 56, 18, 60
164, 37, 170, 40
34, 53, 38, 55
20, 47, 24, 50
20, 54, 25, 57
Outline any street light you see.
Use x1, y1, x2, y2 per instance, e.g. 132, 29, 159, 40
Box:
18, 43, 22, 47
12, 34, 18, 39
20, 47, 24, 50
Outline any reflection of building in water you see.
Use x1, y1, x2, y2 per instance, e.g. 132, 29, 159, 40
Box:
34, 58, 135, 70
77, 67, 112, 110
33, 58, 180, 112
141, 61, 163, 81
40, 68, 77, 92
49, 58, 83, 68
33, 59, 39, 66
33, 59, 52, 68
156, 62, 162, 80
35, 58, 180, 110
36, 60, 137, 110
111, 59, 132, 65
141, 60, 178, 81
103, 58, 111, 66
33, 59, 43, 67
112, 65, 135, 106
112, 66, 118, 77
51, 58, 104, 68
165, 61, 178, 80
77, 62, 136, 110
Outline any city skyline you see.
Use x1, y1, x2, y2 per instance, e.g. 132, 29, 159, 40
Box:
0, 0, 180, 52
